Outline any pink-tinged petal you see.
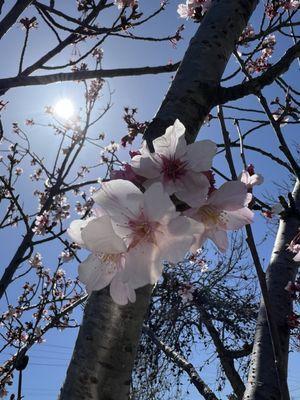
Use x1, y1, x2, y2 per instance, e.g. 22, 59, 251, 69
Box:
152, 119, 187, 159
144, 182, 177, 223
240, 171, 250, 185
110, 275, 136, 305
207, 229, 228, 252
240, 171, 264, 188
245, 193, 252, 206
225, 208, 254, 230
122, 242, 162, 288
250, 174, 264, 186
93, 179, 143, 218
158, 217, 205, 263
293, 252, 300, 262
175, 171, 209, 207
184, 140, 217, 172
131, 154, 161, 179
67, 217, 95, 245
209, 181, 248, 211
81, 216, 127, 254
78, 254, 117, 294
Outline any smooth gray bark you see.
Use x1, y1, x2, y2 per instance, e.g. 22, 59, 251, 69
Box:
59, 1, 258, 399
59, 286, 152, 399
243, 181, 300, 400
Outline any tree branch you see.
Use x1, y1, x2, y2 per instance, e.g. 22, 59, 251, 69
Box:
0, 0, 34, 40
194, 300, 246, 400
0, 62, 180, 91
143, 325, 220, 400
219, 41, 300, 104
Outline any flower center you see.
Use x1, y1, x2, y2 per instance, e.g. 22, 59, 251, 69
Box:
197, 205, 227, 227
96, 253, 124, 273
128, 212, 159, 248
160, 155, 188, 183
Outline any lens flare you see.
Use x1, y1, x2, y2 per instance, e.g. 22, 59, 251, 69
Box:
53, 98, 74, 119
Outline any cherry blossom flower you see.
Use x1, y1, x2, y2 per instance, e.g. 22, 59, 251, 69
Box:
240, 170, 264, 189
287, 232, 300, 262
131, 119, 216, 207
178, 284, 195, 303
29, 253, 43, 268
69, 215, 134, 304
33, 211, 51, 235
283, 0, 300, 10
69, 180, 204, 304
285, 280, 300, 292
115, 0, 137, 9
186, 181, 253, 252
177, 0, 211, 19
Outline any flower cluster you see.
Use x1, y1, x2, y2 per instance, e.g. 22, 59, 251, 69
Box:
288, 231, 300, 262
69, 120, 254, 304
239, 24, 255, 45
115, 0, 138, 9
265, 0, 299, 18
177, 0, 211, 20
245, 34, 276, 74
19, 17, 38, 30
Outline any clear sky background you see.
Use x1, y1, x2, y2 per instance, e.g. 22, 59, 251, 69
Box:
0, 0, 299, 398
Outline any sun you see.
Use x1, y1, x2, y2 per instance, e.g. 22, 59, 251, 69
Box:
53, 98, 74, 120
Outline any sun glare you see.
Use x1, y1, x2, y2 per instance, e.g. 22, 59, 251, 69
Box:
53, 98, 74, 120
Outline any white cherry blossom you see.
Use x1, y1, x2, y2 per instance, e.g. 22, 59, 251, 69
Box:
240, 170, 264, 189
114, 0, 137, 9
130, 119, 216, 207
69, 180, 204, 304
177, 0, 211, 19
186, 181, 254, 252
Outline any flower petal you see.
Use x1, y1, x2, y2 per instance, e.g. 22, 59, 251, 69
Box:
152, 119, 187, 159
144, 182, 177, 223
110, 276, 136, 305
175, 171, 209, 207
121, 242, 162, 288
93, 179, 143, 219
67, 217, 95, 246
78, 254, 117, 294
207, 229, 228, 252
81, 216, 127, 254
184, 140, 216, 171
225, 208, 254, 230
158, 217, 205, 263
130, 154, 161, 179
209, 181, 248, 211
293, 252, 300, 262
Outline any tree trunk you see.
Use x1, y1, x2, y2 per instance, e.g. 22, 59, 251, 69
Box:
243, 180, 300, 400
59, 1, 258, 399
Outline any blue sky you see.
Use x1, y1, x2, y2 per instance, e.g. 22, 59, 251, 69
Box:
0, 0, 300, 398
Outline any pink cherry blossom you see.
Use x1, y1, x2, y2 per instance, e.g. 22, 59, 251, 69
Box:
130, 120, 216, 207
69, 180, 204, 304
177, 0, 211, 19
115, 0, 137, 9
287, 233, 300, 262
240, 170, 264, 189
68, 214, 136, 305
186, 181, 254, 252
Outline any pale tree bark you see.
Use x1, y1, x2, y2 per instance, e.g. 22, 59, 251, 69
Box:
59, 1, 259, 399
243, 180, 300, 400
